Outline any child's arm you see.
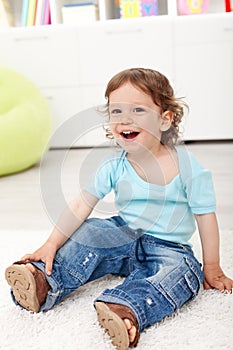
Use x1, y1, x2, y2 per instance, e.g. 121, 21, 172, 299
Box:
21, 191, 99, 275
195, 212, 233, 293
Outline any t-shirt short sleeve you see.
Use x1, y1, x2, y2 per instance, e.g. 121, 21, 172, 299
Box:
84, 153, 119, 199
183, 152, 216, 214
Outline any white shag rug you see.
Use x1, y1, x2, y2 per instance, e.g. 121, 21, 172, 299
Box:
1, 229, 233, 350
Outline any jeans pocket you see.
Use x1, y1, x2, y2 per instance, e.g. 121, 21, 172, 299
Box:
158, 256, 202, 309
184, 255, 204, 293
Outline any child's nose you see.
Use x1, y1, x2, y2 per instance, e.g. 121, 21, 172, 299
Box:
119, 113, 133, 124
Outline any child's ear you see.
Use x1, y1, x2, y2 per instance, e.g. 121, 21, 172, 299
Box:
160, 111, 173, 131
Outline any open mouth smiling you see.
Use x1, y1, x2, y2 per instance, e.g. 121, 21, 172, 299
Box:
120, 131, 140, 140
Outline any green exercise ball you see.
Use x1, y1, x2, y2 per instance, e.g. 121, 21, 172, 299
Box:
0, 66, 52, 176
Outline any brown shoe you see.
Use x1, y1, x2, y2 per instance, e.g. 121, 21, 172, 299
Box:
5, 262, 50, 313
95, 302, 140, 350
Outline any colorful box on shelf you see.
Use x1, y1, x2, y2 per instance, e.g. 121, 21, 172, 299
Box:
61, 2, 98, 25
177, 0, 210, 15
116, 0, 158, 19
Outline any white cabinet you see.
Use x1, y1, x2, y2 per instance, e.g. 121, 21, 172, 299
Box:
0, 13, 232, 147
174, 13, 233, 140
78, 16, 173, 86
0, 26, 80, 88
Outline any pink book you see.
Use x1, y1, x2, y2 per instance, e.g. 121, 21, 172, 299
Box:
42, 0, 51, 25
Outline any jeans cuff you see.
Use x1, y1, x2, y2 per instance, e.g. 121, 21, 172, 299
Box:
94, 288, 147, 332
31, 261, 63, 312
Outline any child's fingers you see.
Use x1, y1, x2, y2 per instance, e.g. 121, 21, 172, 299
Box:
45, 257, 54, 276
20, 254, 31, 261
204, 276, 233, 293
203, 279, 213, 290
20, 253, 39, 262
220, 278, 233, 293
21, 253, 54, 275
209, 279, 225, 292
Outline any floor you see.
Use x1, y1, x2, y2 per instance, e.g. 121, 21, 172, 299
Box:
0, 141, 232, 231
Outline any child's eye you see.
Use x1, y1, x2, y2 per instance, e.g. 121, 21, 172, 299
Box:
133, 107, 145, 113
110, 108, 122, 115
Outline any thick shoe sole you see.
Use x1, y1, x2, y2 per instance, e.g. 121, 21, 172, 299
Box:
95, 302, 130, 350
5, 265, 40, 313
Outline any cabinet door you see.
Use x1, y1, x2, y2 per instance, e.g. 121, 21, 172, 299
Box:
0, 26, 80, 89
42, 86, 107, 148
174, 14, 233, 140
78, 16, 174, 87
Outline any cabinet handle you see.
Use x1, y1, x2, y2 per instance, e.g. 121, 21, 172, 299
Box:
106, 28, 142, 35
45, 95, 54, 100
13, 36, 49, 42
223, 27, 233, 32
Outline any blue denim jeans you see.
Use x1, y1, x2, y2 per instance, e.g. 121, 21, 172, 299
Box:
13, 216, 204, 332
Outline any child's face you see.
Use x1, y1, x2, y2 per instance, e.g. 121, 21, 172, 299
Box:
108, 82, 171, 154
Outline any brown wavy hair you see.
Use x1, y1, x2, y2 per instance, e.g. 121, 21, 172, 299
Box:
103, 68, 188, 148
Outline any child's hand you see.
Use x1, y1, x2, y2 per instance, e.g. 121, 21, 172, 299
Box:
20, 241, 57, 276
203, 263, 233, 293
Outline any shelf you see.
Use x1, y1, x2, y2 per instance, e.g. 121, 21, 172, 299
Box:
2, 0, 231, 28
101, 0, 228, 20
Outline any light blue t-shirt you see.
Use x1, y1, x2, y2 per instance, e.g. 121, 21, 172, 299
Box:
85, 147, 216, 245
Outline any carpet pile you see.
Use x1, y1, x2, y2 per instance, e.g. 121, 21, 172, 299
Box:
1, 229, 233, 350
